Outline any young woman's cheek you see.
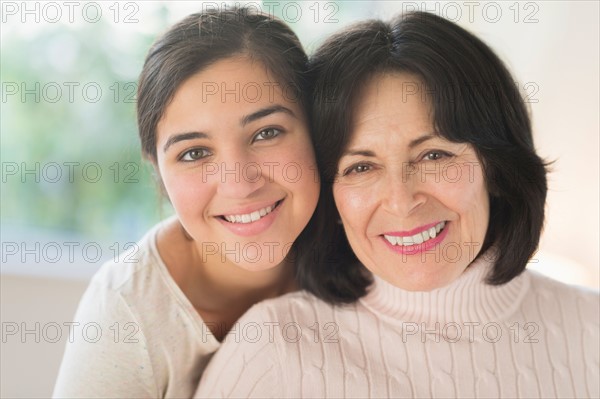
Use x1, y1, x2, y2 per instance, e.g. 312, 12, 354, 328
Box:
268, 137, 318, 188
162, 171, 212, 217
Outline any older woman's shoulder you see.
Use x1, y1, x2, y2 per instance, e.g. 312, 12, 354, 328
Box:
252, 290, 343, 318
238, 290, 363, 337
525, 268, 599, 320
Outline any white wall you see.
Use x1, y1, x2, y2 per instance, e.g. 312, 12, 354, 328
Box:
1, 275, 87, 398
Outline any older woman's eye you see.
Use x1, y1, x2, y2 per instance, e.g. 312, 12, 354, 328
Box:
180, 148, 211, 162
423, 150, 451, 161
343, 163, 372, 176
253, 128, 282, 142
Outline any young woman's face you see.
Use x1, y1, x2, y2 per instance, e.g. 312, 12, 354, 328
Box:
333, 73, 489, 291
156, 57, 319, 271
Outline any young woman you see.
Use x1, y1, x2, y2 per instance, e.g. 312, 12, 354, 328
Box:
53, 7, 319, 398
195, 11, 599, 398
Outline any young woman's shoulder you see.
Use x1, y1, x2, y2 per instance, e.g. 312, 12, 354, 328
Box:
88, 216, 191, 300
54, 217, 219, 398
53, 221, 162, 398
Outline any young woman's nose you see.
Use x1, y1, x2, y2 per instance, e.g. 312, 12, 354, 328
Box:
215, 152, 266, 199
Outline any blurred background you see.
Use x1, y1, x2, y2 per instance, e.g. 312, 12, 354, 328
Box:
1, 1, 598, 397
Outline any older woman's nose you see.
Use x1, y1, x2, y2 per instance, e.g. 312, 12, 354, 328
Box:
380, 168, 426, 216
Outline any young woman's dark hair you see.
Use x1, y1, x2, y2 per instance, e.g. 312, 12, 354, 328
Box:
303, 11, 548, 303
137, 7, 312, 161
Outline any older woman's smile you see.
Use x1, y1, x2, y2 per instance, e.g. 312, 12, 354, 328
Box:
382, 220, 447, 245
381, 220, 449, 255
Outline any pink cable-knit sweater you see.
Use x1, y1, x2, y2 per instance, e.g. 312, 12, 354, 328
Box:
195, 254, 599, 398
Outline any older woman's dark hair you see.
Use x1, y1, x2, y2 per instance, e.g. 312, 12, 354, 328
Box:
136, 7, 325, 288
303, 11, 548, 303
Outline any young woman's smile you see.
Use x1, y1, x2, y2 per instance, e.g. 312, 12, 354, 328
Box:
216, 198, 284, 237
156, 56, 319, 270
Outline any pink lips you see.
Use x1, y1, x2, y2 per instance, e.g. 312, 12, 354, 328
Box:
383, 221, 441, 237
216, 200, 282, 237
381, 221, 449, 255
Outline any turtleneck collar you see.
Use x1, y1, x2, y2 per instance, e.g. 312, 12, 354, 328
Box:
359, 251, 531, 327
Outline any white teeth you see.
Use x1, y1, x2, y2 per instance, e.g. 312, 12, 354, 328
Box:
384, 235, 398, 245
413, 233, 424, 244
384, 235, 400, 246
384, 221, 446, 247
223, 203, 277, 224
436, 222, 444, 233
429, 227, 436, 239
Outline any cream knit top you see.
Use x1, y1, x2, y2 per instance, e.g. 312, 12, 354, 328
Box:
195, 255, 599, 398
53, 220, 221, 398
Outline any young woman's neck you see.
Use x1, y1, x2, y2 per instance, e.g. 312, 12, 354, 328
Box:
192, 245, 298, 307
195, 251, 297, 341
157, 218, 297, 317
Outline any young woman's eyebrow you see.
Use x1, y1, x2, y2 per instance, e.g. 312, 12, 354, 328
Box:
240, 105, 296, 126
162, 106, 295, 153
163, 132, 209, 153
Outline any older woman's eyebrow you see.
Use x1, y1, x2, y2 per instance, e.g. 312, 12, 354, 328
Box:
240, 105, 296, 126
408, 134, 436, 148
341, 149, 376, 158
341, 134, 437, 158
163, 132, 209, 153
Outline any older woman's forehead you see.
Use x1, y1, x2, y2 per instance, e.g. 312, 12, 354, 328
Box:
349, 74, 434, 132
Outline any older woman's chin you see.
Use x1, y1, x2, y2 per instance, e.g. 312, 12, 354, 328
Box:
367, 261, 471, 292
362, 243, 494, 292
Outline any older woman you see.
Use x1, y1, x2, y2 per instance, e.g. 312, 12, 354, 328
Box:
195, 12, 599, 398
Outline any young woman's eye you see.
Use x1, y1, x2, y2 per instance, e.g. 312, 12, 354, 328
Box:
253, 128, 282, 142
343, 163, 372, 176
179, 148, 211, 162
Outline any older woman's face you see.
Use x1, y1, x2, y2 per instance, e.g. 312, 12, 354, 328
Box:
333, 73, 489, 291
